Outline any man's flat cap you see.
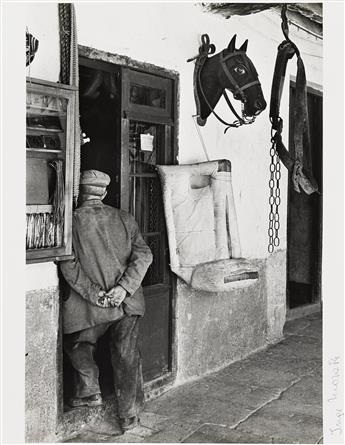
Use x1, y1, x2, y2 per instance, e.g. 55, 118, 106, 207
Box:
80, 170, 111, 187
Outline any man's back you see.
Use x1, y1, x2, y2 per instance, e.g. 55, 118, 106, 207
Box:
60, 169, 152, 426
73, 200, 135, 291
61, 200, 152, 334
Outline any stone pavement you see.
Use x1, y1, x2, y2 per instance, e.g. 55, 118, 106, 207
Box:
64, 313, 322, 443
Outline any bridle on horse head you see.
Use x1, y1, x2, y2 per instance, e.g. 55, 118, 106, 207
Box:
188, 34, 260, 133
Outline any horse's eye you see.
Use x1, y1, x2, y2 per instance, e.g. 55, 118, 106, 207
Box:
234, 66, 247, 75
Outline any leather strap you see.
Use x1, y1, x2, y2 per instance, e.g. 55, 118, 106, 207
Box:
219, 51, 260, 99
196, 56, 244, 132
222, 90, 243, 123
269, 40, 295, 129
269, 39, 318, 194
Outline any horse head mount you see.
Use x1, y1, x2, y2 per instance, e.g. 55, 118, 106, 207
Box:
188, 34, 266, 133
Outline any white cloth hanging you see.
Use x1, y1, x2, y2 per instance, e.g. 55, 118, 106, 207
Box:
157, 160, 259, 292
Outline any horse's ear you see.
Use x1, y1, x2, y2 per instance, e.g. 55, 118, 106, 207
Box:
239, 39, 248, 52
228, 35, 237, 52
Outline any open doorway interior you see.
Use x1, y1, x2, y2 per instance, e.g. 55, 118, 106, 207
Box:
63, 58, 176, 407
287, 83, 323, 310
63, 62, 122, 404
79, 63, 122, 207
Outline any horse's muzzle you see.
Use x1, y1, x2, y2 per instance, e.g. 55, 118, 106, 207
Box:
254, 97, 267, 114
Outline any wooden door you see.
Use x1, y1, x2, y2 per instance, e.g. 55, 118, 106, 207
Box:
69, 60, 177, 400
121, 68, 176, 382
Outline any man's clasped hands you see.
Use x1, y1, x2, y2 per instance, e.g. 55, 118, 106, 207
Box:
97, 285, 127, 308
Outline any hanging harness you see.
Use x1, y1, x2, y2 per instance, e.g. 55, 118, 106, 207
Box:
269, 8, 318, 195
188, 34, 258, 133
267, 4, 319, 253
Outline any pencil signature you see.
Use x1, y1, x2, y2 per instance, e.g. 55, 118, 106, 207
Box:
327, 356, 343, 437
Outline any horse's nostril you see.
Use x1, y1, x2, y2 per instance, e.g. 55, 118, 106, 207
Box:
256, 97, 267, 111
255, 98, 265, 110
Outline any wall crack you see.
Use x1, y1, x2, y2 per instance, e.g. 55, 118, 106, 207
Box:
285, 332, 320, 340
229, 372, 315, 430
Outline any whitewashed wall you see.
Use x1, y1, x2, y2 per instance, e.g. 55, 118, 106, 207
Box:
24, 3, 60, 83
25, 3, 322, 287
75, 2, 321, 258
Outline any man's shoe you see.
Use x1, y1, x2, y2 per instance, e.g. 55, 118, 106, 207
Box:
68, 393, 103, 408
119, 416, 140, 432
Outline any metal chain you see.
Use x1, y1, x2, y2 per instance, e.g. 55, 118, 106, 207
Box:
267, 4, 295, 253
268, 131, 281, 253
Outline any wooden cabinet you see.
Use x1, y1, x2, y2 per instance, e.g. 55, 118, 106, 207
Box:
26, 79, 77, 263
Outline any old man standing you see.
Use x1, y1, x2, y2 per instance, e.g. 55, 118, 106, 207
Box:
60, 169, 152, 433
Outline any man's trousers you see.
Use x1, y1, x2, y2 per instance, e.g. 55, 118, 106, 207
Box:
64, 315, 144, 418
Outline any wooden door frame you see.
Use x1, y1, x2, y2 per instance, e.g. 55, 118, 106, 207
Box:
286, 76, 323, 317
78, 45, 179, 394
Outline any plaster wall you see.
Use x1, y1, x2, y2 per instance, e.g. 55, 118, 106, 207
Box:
23, 2, 322, 439
74, 2, 322, 258
25, 2, 322, 260
176, 259, 267, 383
25, 287, 61, 442
24, 2, 60, 82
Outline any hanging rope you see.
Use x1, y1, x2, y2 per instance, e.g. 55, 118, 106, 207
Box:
59, 3, 81, 208
59, 4, 71, 84
70, 4, 81, 207
192, 115, 210, 161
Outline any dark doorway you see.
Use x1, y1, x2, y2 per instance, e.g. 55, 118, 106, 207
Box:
79, 62, 122, 207
287, 83, 322, 309
63, 57, 177, 406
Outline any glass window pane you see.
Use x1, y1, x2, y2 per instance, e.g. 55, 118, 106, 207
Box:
143, 235, 163, 286
129, 177, 165, 285
129, 176, 161, 234
130, 83, 166, 108
26, 91, 67, 251
26, 211, 63, 250
127, 118, 169, 286
129, 121, 165, 174
26, 158, 56, 205
26, 93, 67, 151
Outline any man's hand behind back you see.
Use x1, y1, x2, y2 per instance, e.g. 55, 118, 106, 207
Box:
97, 286, 127, 308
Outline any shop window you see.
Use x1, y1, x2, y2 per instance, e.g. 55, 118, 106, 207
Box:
26, 79, 77, 263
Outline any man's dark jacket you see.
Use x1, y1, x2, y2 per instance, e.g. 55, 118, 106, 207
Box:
60, 200, 153, 334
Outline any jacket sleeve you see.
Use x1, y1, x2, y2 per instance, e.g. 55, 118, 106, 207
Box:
59, 252, 102, 306
118, 215, 153, 295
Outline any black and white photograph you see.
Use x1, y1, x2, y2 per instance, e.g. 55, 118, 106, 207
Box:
1, 1, 344, 444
